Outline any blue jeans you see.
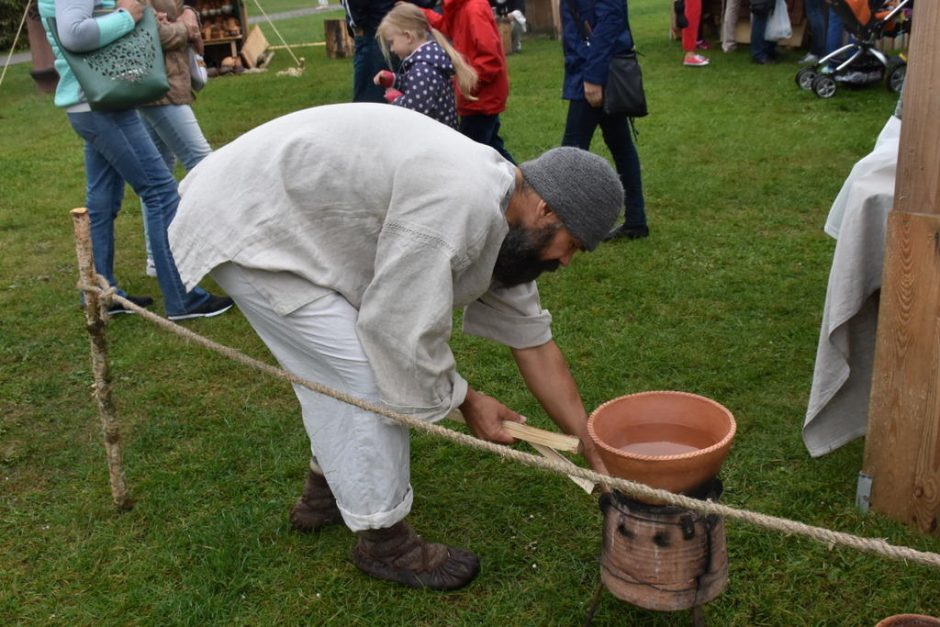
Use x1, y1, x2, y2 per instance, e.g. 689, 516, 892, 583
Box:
139, 104, 212, 171
353, 30, 388, 103
458, 114, 515, 164
562, 99, 647, 229
825, 8, 845, 56
804, 0, 827, 57
139, 104, 213, 260
750, 12, 776, 61
67, 109, 211, 316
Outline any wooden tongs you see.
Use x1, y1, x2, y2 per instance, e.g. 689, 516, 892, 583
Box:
446, 409, 595, 494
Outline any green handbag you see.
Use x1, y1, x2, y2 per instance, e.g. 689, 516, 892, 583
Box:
47, 8, 169, 111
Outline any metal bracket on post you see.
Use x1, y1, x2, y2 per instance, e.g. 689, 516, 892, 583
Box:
856, 471, 873, 514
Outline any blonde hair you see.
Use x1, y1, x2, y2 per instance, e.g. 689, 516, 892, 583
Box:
376, 3, 478, 99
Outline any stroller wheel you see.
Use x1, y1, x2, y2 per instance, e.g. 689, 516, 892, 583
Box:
885, 61, 906, 94
812, 74, 837, 99
796, 67, 817, 91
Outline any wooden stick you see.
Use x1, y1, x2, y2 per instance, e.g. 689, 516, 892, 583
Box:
446, 408, 581, 453
529, 442, 595, 494
70, 208, 133, 511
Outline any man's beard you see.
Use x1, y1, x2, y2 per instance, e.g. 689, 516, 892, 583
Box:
492, 222, 562, 287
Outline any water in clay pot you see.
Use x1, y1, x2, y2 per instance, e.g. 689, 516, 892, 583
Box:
588, 391, 736, 495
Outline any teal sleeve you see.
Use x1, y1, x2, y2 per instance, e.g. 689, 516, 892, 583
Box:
96, 8, 135, 46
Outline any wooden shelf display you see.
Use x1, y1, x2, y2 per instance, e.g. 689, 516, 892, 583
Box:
196, 0, 247, 67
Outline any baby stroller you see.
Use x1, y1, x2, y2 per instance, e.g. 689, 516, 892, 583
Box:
796, 0, 912, 99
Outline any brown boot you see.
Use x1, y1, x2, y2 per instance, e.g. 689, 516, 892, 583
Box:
289, 468, 344, 532
352, 521, 480, 590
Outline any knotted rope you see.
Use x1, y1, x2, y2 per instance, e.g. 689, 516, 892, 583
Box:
77, 283, 940, 570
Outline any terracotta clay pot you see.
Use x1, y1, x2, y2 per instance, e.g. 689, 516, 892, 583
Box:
875, 615, 940, 627
587, 391, 736, 495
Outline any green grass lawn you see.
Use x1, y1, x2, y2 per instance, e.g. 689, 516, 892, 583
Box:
1, 0, 938, 624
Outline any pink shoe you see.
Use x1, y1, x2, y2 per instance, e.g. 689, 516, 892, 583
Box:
683, 53, 710, 67
697, 39, 710, 50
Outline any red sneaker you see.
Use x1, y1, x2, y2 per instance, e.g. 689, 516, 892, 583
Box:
683, 53, 710, 67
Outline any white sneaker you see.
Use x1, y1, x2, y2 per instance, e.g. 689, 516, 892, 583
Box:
798, 53, 819, 64
145, 258, 157, 277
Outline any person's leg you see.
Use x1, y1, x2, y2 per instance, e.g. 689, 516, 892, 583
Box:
212, 263, 411, 530
560, 98, 599, 151
69, 112, 129, 290
599, 112, 648, 234
682, 0, 708, 65
70, 109, 214, 316
210, 262, 478, 589
458, 114, 515, 163
682, 0, 702, 52
750, 11, 772, 62
803, 0, 827, 59
511, 20, 522, 53
139, 104, 212, 171
353, 30, 388, 103
825, 7, 844, 57
139, 105, 213, 276
721, 0, 740, 52
139, 109, 176, 275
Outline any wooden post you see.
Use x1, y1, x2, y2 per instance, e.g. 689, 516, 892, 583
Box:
324, 19, 354, 59
524, 0, 560, 38
70, 208, 133, 511
862, 1, 940, 535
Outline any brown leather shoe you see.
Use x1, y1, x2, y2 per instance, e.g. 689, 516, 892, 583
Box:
352, 521, 480, 590
289, 468, 344, 532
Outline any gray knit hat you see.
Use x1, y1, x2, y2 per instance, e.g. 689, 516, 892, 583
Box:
518, 147, 623, 251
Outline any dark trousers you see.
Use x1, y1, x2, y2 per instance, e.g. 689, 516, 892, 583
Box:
562, 99, 647, 229
750, 12, 777, 61
458, 114, 515, 164
353, 31, 388, 103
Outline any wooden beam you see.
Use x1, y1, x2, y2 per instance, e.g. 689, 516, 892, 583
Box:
863, 0, 940, 535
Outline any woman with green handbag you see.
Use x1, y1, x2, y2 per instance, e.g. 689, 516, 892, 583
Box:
39, 0, 232, 320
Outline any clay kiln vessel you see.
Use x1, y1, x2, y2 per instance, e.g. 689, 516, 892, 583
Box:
588, 391, 736, 495
599, 486, 728, 611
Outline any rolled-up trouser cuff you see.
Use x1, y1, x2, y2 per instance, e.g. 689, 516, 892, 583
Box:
338, 485, 413, 532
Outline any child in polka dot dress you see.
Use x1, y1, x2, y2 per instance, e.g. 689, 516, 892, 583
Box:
374, 3, 478, 128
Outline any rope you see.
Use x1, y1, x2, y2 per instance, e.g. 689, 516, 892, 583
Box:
78, 284, 940, 571
0, 1, 32, 90
249, 0, 302, 68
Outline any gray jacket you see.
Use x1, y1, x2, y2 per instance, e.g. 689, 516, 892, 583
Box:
170, 104, 553, 423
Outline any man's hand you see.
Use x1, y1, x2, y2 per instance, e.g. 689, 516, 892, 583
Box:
460, 387, 524, 445
583, 81, 603, 108
118, 0, 144, 22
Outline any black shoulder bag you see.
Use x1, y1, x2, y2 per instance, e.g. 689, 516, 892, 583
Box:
564, 0, 648, 118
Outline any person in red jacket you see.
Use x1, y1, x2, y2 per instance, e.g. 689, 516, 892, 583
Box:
422, 0, 515, 163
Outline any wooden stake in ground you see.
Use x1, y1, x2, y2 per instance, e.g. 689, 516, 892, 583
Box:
70, 208, 133, 511
863, 0, 940, 535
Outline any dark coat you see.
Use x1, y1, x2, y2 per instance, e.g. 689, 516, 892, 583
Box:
560, 0, 634, 100
391, 40, 459, 128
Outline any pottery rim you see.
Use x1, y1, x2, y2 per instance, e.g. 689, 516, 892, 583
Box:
587, 390, 737, 462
